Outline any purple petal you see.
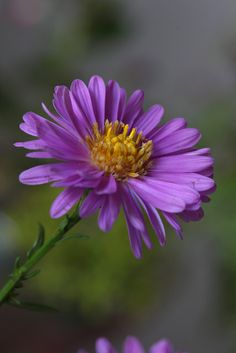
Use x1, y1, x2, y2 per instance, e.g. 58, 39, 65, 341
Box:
118, 88, 127, 121
146, 177, 200, 205
41, 102, 60, 121
98, 193, 121, 232
123, 90, 144, 126
128, 178, 186, 213
123, 336, 145, 353
14, 139, 46, 150
21, 112, 48, 137
121, 187, 145, 231
50, 187, 83, 218
185, 147, 211, 156
162, 212, 183, 239
135, 105, 164, 136
96, 338, 116, 353
153, 128, 201, 157
150, 339, 174, 353
70, 79, 96, 126
95, 175, 117, 195
26, 151, 52, 159
124, 213, 143, 258
75, 171, 103, 189
19, 163, 78, 185
52, 86, 86, 137
150, 117, 187, 141
151, 154, 214, 173
151, 172, 215, 192
89, 75, 106, 129
180, 208, 204, 222
138, 197, 166, 246
105, 80, 121, 122
53, 86, 74, 123
79, 191, 102, 218
122, 187, 152, 250
34, 117, 88, 161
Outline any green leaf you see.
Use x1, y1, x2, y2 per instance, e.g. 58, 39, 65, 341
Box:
58, 217, 70, 232
23, 269, 41, 280
14, 256, 22, 270
8, 297, 58, 313
26, 224, 45, 259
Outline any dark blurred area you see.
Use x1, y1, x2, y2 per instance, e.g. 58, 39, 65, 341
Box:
0, 1, 236, 352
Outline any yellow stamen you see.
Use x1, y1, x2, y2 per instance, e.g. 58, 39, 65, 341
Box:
86, 120, 153, 180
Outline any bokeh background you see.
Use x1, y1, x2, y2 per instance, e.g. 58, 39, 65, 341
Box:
0, 0, 236, 352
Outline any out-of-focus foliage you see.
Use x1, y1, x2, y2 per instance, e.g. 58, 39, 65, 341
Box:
199, 100, 236, 322
9, 186, 163, 325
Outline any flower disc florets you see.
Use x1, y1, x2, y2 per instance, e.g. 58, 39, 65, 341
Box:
86, 120, 153, 180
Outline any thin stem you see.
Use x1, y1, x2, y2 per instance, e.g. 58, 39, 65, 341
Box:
0, 209, 81, 306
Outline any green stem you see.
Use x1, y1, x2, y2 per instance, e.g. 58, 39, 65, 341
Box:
0, 209, 81, 306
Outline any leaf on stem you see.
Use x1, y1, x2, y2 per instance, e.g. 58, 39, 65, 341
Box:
26, 223, 45, 259
8, 297, 58, 312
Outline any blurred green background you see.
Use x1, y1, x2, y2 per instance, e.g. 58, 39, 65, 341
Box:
0, 1, 236, 353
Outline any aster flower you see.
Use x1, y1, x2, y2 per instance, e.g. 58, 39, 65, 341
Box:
15, 75, 215, 258
78, 336, 187, 353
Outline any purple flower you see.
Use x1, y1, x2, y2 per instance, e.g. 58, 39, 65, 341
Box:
77, 336, 187, 353
15, 75, 215, 258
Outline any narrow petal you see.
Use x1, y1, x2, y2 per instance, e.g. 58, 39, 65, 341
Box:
151, 172, 215, 192
138, 197, 166, 246
123, 336, 145, 353
96, 338, 116, 353
21, 112, 48, 137
19, 163, 77, 185
162, 212, 183, 239
118, 88, 127, 121
121, 187, 145, 231
14, 139, 45, 150
180, 208, 204, 222
98, 193, 121, 232
50, 187, 83, 218
150, 117, 187, 141
79, 191, 102, 218
153, 128, 201, 157
88, 75, 106, 129
41, 102, 60, 121
135, 105, 164, 136
123, 90, 144, 126
145, 177, 200, 205
71, 79, 96, 126
19, 122, 37, 137
150, 339, 174, 353
95, 175, 117, 195
105, 80, 121, 122
35, 117, 88, 161
124, 212, 143, 259
53, 85, 74, 123
26, 151, 52, 159
51, 87, 85, 137
185, 147, 211, 156
122, 188, 152, 249
151, 154, 214, 173
128, 178, 186, 213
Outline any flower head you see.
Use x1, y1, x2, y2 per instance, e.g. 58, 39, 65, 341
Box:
77, 336, 187, 353
15, 75, 215, 258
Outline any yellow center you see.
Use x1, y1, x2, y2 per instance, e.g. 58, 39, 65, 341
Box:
86, 120, 153, 180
